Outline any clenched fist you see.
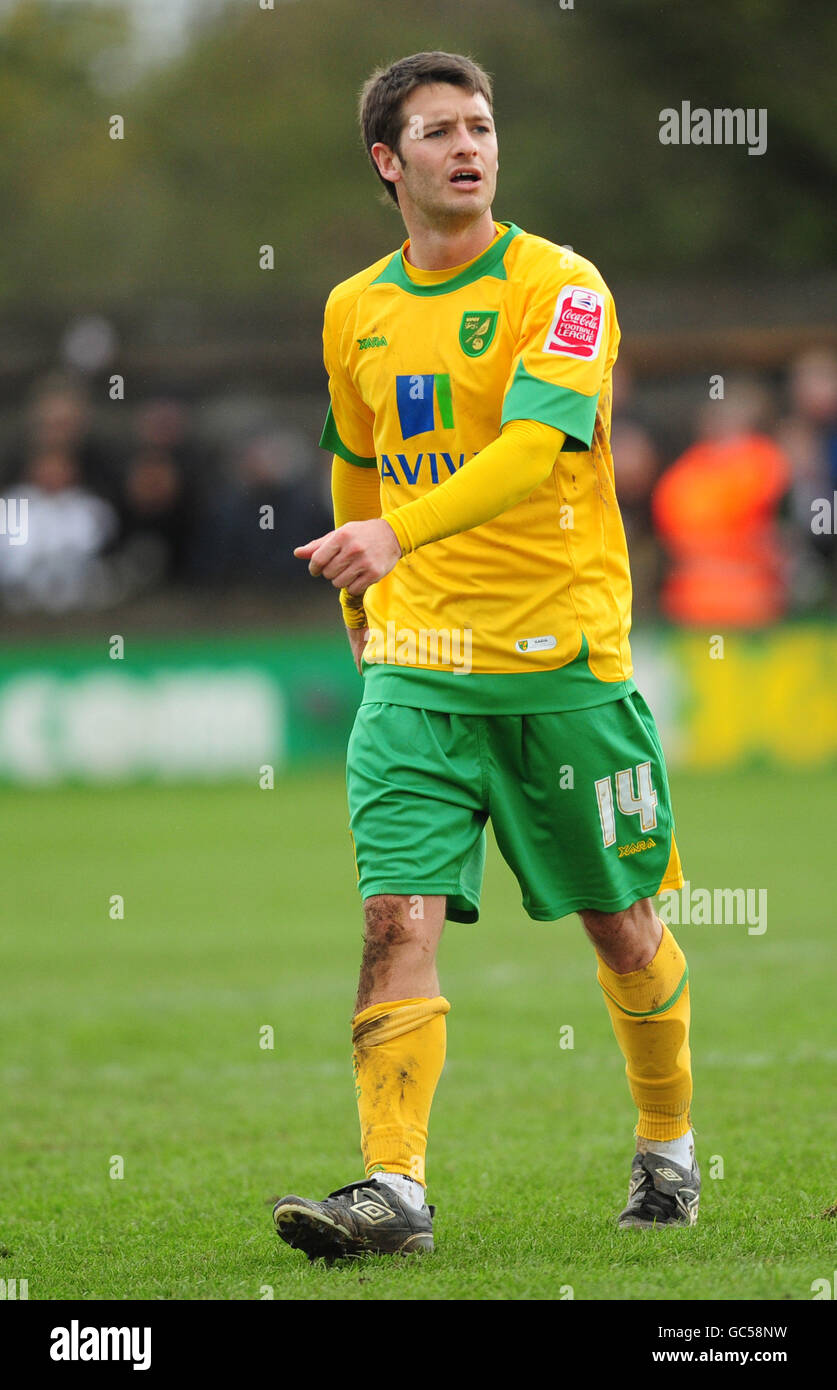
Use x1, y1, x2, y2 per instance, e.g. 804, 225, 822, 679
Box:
294, 519, 402, 595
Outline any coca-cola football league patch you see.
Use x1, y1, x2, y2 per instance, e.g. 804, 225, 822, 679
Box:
542, 285, 604, 360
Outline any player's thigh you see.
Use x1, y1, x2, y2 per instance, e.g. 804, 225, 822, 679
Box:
485, 691, 681, 919
347, 702, 488, 920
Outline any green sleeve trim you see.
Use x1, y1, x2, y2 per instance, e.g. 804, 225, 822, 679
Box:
600, 965, 689, 1018
371, 223, 521, 297
318, 404, 377, 467
501, 361, 599, 451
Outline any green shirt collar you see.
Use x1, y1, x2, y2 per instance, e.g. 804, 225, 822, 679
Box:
371, 221, 521, 297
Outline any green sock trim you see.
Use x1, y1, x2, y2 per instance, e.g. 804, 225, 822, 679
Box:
601, 964, 689, 1018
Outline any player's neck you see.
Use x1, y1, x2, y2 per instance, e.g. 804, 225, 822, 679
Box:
401, 209, 497, 271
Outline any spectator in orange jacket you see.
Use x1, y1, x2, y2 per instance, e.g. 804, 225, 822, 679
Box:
652, 381, 790, 627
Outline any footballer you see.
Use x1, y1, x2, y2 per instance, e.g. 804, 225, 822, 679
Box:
274, 51, 698, 1260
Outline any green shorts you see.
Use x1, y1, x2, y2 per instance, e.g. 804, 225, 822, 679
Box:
346, 691, 684, 923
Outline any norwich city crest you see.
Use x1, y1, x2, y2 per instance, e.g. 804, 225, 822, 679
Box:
459, 310, 498, 357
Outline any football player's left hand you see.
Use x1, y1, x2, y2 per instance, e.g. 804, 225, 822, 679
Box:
294, 519, 402, 595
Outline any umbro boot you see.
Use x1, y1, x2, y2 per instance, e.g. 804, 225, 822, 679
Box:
617, 1150, 701, 1228
273, 1179, 434, 1261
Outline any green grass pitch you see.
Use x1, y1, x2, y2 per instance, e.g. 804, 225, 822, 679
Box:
2, 767, 835, 1301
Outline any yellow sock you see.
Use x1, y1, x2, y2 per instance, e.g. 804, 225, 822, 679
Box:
596, 923, 693, 1142
351, 996, 450, 1185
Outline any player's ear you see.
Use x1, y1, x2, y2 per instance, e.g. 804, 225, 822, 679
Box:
370, 141, 401, 185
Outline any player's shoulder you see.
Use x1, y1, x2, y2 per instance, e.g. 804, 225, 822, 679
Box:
507, 227, 610, 295
324, 252, 399, 328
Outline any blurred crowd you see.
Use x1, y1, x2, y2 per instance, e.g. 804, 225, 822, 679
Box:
0, 349, 835, 625
0, 376, 331, 614
615, 349, 837, 625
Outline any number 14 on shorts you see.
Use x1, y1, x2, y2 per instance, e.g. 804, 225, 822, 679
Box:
595, 761, 658, 847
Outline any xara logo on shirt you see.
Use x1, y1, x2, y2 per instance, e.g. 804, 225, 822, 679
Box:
396, 374, 455, 439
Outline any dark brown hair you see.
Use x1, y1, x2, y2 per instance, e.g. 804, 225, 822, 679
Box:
358, 51, 494, 206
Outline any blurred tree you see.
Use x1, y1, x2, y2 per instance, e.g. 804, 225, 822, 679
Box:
0, 0, 834, 315
0, 0, 133, 303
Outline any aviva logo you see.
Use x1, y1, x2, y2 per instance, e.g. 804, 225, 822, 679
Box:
396, 374, 454, 439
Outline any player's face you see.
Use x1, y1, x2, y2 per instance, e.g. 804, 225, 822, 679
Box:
382, 83, 498, 226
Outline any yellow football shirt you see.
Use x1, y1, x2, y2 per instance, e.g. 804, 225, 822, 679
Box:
319, 220, 635, 713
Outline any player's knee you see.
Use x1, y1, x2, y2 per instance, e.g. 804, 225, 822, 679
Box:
362, 894, 420, 953
579, 895, 662, 965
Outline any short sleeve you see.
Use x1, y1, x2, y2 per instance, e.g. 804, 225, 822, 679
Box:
501, 258, 619, 452
318, 296, 377, 468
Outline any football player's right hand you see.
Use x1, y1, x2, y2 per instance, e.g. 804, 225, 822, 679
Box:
294, 519, 402, 594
